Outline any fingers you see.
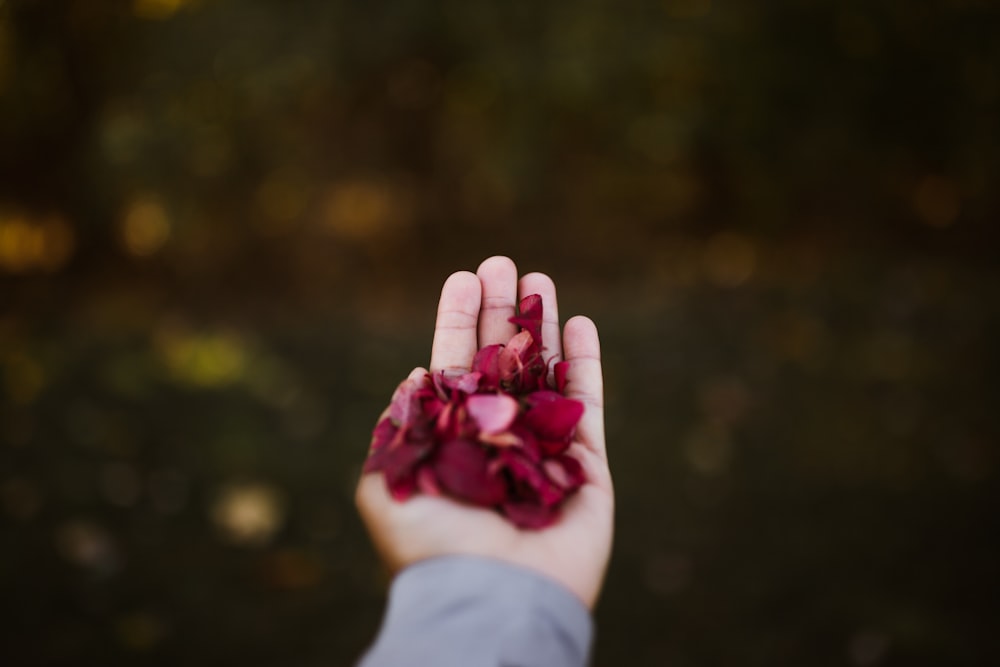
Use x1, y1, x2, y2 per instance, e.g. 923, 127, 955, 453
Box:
518, 272, 562, 365
430, 271, 481, 374
561, 316, 606, 459
476, 256, 519, 347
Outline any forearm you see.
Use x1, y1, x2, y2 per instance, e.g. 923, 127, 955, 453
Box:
358, 556, 593, 667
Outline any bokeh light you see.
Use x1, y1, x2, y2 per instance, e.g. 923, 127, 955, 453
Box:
210, 482, 286, 546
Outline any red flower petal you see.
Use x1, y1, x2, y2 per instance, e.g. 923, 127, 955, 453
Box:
497, 448, 564, 506
389, 378, 422, 427
366, 293, 589, 529
502, 500, 558, 529
416, 465, 443, 496
554, 360, 570, 393
451, 371, 482, 394
543, 455, 586, 491
524, 391, 585, 441
432, 438, 506, 506
383, 441, 432, 500
509, 294, 543, 346
370, 417, 398, 453
537, 438, 571, 456
466, 393, 519, 435
433, 370, 482, 397
472, 345, 503, 389
499, 331, 532, 382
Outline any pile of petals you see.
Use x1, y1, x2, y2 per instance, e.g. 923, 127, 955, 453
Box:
364, 294, 586, 528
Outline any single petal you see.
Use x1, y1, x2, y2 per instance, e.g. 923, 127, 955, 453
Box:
472, 345, 503, 389
502, 500, 557, 529
383, 441, 432, 500
524, 391, 585, 441
537, 438, 571, 456
543, 455, 586, 491
498, 448, 563, 506
370, 417, 398, 453
386, 469, 417, 500
509, 294, 543, 346
420, 394, 445, 421
554, 360, 570, 393
450, 371, 482, 395
466, 393, 519, 435
431, 371, 450, 400
507, 421, 542, 461
435, 402, 457, 440
499, 331, 532, 383
432, 438, 507, 506
389, 378, 423, 427
416, 465, 443, 496
363, 445, 389, 474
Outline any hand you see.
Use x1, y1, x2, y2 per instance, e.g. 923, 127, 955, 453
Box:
355, 256, 613, 609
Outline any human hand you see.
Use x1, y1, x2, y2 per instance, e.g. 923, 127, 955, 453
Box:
355, 256, 614, 609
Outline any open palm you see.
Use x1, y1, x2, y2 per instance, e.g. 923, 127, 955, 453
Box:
355, 256, 614, 608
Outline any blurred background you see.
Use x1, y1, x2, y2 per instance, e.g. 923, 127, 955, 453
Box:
1, 0, 998, 664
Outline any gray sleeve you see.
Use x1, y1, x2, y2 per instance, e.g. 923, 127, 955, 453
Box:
357, 556, 593, 667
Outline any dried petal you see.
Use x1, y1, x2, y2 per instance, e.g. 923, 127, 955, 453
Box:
432, 439, 506, 506
502, 500, 558, 529
498, 448, 563, 506
499, 331, 532, 383
466, 393, 519, 435
389, 378, 422, 427
383, 441, 432, 500
509, 294, 543, 346
450, 371, 482, 394
370, 417, 398, 453
554, 360, 570, 393
537, 438, 571, 456
472, 345, 503, 389
524, 391, 585, 441
367, 293, 589, 529
543, 455, 585, 491
416, 466, 443, 496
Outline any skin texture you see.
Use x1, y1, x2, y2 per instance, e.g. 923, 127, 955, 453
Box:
355, 256, 614, 609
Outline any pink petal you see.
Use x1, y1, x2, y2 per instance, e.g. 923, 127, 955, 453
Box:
451, 372, 482, 395
543, 455, 585, 491
432, 438, 506, 506
389, 378, 423, 427
416, 465, 443, 496
466, 393, 519, 435
499, 331, 532, 382
370, 417, 398, 453
524, 391, 585, 441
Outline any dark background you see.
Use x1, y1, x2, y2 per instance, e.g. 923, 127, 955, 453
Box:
1, 1, 998, 665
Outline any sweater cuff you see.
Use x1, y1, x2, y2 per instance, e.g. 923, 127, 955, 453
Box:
359, 556, 593, 667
